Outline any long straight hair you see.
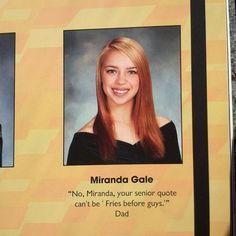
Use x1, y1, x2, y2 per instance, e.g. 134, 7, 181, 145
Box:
93, 37, 165, 160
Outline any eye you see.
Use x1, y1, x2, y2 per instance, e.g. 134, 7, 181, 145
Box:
106, 69, 117, 74
128, 70, 137, 75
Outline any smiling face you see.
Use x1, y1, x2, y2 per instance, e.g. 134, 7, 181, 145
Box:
101, 50, 140, 108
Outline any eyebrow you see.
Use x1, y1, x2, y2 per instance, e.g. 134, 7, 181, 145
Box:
104, 65, 137, 69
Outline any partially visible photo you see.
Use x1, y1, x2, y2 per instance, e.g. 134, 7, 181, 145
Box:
229, 0, 236, 233
0, 33, 15, 167
64, 27, 182, 165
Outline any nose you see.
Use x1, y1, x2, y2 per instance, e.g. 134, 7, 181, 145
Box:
116, 71, 126, 84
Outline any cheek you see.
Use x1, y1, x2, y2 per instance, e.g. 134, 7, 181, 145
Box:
133, 78, 140, 91
101, 72, 111, 85
102, 76, 110, 88
101, 76, 111, 95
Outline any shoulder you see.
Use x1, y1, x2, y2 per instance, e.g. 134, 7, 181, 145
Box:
79, 117, 95, 133
156, 116, 171, 128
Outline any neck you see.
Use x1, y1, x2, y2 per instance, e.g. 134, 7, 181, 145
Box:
109, 102, 133, 125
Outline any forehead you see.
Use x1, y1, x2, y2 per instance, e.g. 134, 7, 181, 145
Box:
102, 49, 135, 67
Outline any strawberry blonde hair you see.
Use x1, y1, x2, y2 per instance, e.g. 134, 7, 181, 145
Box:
93, 37, 164, 160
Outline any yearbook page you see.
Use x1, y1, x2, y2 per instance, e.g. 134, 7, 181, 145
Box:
0, 1, 231, 235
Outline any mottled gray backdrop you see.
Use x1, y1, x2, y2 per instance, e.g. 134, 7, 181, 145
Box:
0, 33, 14, 167
64, 27, 182, 164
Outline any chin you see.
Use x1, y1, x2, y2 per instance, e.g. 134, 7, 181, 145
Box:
109, 97, 134, 106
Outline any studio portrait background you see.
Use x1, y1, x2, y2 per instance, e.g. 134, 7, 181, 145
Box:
64, 27, 182, 164
0, 33, 15, 167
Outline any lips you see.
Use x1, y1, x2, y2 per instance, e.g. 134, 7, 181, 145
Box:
112, 88, 129, 96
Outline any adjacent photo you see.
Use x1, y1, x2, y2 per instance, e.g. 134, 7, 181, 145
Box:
63, 27, 182, 165
0, 33, 15, 167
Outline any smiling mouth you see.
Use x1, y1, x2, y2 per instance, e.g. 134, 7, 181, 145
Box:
112, 88, 129, 96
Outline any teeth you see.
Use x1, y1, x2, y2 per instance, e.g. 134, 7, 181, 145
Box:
112, 89, 128, 95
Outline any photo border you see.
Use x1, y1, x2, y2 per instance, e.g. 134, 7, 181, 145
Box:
63, 25, 183, 166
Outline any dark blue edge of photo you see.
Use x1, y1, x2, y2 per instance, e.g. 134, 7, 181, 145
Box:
190, 1, 210, 235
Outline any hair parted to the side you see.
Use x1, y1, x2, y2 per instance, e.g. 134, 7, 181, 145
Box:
93, 37, 165, 160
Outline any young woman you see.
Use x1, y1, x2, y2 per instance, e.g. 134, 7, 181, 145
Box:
67, 37, 181, 165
